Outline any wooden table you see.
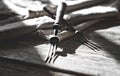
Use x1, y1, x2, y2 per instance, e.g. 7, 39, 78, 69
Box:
1, 21, 120, 76
0, 0, 120, 76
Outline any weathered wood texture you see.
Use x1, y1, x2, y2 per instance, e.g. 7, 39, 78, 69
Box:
1, 21, 120, 76
0, 0, 120, 76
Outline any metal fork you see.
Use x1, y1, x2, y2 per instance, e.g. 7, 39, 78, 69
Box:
45, 2, 67, 63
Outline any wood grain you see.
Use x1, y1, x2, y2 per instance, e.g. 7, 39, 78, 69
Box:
0, 0, 120, 76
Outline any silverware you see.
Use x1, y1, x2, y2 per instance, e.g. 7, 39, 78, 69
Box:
45, 2, 67, 63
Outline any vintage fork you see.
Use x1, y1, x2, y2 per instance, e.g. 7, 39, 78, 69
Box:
44, 3, 102, 63
45, 2, 67, 63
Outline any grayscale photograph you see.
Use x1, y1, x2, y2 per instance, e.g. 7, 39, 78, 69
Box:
0, 0, 120, 76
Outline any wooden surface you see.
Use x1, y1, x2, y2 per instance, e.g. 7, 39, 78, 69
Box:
1, 21, 120, 76
0, 0, 120, 76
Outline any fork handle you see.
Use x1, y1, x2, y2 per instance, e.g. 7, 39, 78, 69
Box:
54, 2, 67, 24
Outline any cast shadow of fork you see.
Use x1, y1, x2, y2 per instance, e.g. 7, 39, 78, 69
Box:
52, 32, 101, 63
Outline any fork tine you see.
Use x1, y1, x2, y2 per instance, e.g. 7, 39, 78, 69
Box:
45, 44, 58, 63
45, 44, 52, 63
